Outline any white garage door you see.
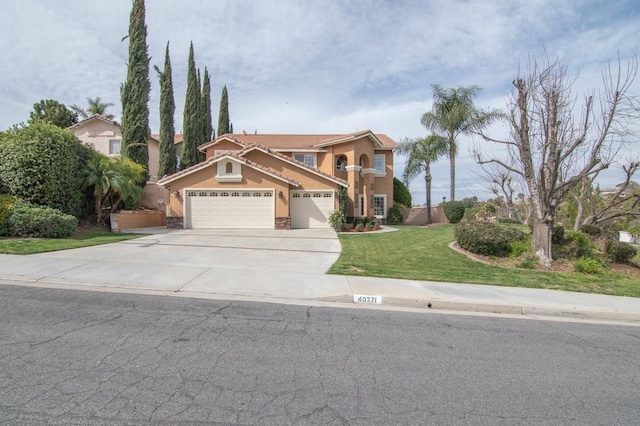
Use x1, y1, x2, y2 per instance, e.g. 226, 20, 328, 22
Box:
186, 190, 274, 229
290, 190, 334, 229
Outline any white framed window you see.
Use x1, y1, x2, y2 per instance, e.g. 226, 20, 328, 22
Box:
294, 153, 316, 168
374, 154, 385, 173
373, 194, 386, 218
109, 139, 121, 155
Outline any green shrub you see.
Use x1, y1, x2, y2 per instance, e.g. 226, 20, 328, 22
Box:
605, 241, 637, 263
365, 221, 375, 230
387, 206, 404, 225
455, 222, 524, 257
0, 123, 87, 217
498, 217, 520, 224
509, 238, 531, 258
552, 226, 565, 244
372, 219, 381, 230
443, 201, 465, 224
0, 194, 17, 236
328, 210, 345, 231
580, 224, 602, 237
355, 223, 365, 232
8, 202, 78, 238
393, 177, 412, 208
574, 257, 602, 274
566, 230, 593, 258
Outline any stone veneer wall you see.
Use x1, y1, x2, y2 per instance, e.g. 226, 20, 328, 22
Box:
275, 217, 291, 230
166, 217, 184, 229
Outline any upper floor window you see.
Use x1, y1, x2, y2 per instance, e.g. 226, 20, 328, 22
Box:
336, 155, 347, 171
225, 162, 233, 174
294, 153, 316, 168
374, 154, 385, 173
109, 139, 121, 155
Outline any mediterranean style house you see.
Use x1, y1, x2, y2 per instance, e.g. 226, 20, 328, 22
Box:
69, 114, 161, 182
157, 130, 398, 229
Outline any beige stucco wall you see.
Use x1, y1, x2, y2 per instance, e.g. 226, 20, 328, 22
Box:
401, 206, 447, 225
72, 119, 159, 182
110, 210, 166, 231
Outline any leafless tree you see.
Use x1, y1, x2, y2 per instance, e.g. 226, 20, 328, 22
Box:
572, 161, 640, 229
474, 56, 638, 265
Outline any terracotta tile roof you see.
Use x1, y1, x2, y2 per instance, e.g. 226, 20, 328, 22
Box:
157, 148, 301, 187
242, 143, 349, 186
68, 113, 120, 129
209, 131, 398, 149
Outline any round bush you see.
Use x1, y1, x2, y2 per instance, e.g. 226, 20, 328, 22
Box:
605, 241, 637, 263
579, 224, 602, 237
443, 201, 465, 224
454, 222, 524, 257
387, 206, 404, 225
8, 202, 78, 238
355, 223, 365, 232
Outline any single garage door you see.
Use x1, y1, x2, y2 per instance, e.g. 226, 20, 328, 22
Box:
186, 190, 275, 229
290, 190, 334, 229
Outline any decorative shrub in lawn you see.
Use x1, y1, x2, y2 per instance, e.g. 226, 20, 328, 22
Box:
454, 222, 525, 256
387, 206, 403, 225
443, 201, 465, 223
574, 256, 603, 274
566, 230, 594, 258
355, 223, 365, 232
328, 210, 346, 231
8, 201, 78, 238
605, 241, 637, 263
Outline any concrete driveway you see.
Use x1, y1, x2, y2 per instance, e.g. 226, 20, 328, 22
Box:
0, 228, 345, 298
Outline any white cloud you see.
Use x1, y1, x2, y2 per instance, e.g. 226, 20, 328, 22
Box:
1, 0, 638, 201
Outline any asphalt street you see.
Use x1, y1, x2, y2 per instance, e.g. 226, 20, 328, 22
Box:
1, 285, 639, 425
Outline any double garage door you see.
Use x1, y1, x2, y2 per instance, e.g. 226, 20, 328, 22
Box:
186, 189, 334, 229
186, 190, 275, 229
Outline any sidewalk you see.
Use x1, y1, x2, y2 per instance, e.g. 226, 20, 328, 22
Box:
0, 227, 638, 325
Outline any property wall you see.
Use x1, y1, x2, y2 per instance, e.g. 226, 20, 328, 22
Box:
401, 206, 447, 225
110, 210, 166, 231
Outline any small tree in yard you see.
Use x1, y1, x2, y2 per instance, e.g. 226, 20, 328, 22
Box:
475, 56, 638, 266
393, 177, 412, 207
397, 135, 448, 224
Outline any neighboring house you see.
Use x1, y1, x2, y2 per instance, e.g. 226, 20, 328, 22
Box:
150, 132, 184, 172
157, 130, 398, 229
70, 114, 160, 182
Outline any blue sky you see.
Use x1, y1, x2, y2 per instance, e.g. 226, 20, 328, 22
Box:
1, 0, 638, 203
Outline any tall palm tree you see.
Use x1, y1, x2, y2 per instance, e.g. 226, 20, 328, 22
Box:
72, 97, 116, 120
421, 85, 501, 201
398, 135, 448, 224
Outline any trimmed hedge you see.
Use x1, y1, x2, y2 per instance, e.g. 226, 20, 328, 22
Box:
8, 202, 78, 238
605, 241, 637, 263
455, 222, 525, 257
443, 201, 465, 223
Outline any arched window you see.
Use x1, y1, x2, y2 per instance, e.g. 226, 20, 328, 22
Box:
225, 162, 233, 174
336, 155, 347, 171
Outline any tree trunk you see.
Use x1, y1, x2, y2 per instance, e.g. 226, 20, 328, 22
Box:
532, 217, 552, 267
94, 195, 102, 226
449, 144, 455, 201
425, 168, 432, 224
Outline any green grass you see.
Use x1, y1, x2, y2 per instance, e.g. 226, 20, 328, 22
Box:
328, 225, 640, 297
0, 231, 146, 255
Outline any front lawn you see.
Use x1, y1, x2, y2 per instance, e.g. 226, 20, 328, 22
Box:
328, 225, 640, 297
0, 231, 145, 255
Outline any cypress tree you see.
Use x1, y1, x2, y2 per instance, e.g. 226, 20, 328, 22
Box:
201, 67, 213, 144
120, 0, 150, 172
180, 42, 200, 169
154, 41, 176, 177
217, 85, 230, 136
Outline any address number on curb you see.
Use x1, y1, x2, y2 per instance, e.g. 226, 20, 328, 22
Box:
354, 295, 382, 304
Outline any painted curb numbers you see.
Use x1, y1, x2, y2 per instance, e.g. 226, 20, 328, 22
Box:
353, 294, 382, 304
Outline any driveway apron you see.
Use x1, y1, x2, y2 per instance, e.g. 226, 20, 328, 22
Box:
0, 229, 345, 297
